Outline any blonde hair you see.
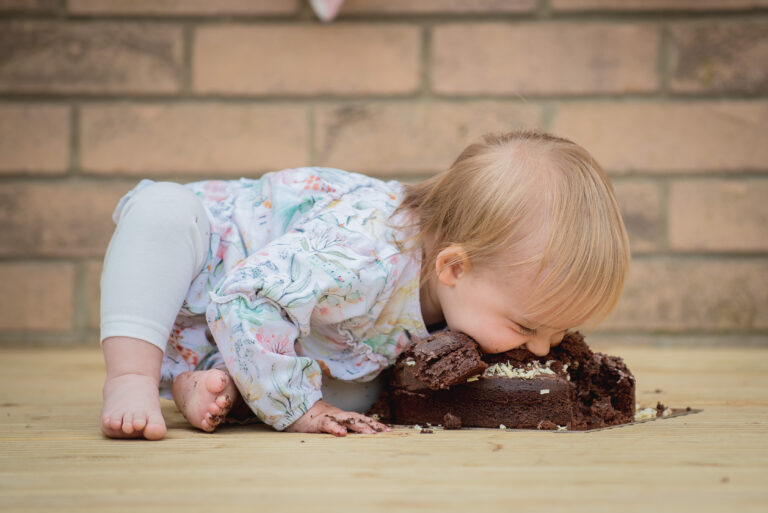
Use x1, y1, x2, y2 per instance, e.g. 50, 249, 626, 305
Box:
397, 129, 630, 329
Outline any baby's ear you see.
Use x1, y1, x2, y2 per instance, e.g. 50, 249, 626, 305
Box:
435, 245, 471, 286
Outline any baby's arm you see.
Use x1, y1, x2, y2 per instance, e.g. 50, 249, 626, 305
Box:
207, 286, 389, 436
207, 222, 396, 436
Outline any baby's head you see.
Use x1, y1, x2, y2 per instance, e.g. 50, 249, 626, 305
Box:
400, 130, 630, 356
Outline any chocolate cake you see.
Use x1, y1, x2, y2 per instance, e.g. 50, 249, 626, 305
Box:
368, 331, 635, 431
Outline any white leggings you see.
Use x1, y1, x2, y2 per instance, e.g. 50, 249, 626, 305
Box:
100, 182, 211, 351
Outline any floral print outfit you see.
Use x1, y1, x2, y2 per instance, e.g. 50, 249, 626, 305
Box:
114, 167, 428, 430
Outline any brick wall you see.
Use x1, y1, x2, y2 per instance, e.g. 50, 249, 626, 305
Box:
1, 0, 766, 347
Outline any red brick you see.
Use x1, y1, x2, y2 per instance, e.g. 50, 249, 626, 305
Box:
0, 182, 126, 258
613, 181, 661, 253
80, 103, 308, 175
314, 102, 541, 174
0, 0, 58, 12
432, 23, 659, 95
553, 101, 768, 173
0, 104, 69, 174
669, 180, 768, 252
552, 0, 768, 10
68, 0, 300, 15
340, 0, 535, 14
0, 262, 75, 332
601, 258, 768, 332
194, 24, 420, 95
0, 21, 183, 94
669, 21, 768, 94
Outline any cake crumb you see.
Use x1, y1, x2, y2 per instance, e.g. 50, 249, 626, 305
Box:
420, 429, 433, 434
443, 412, 462, 430
634, 407, 657, 421
537, 420, 558, 430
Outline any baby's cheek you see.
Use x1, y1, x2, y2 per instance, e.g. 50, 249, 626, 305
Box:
477, 334, 522, 354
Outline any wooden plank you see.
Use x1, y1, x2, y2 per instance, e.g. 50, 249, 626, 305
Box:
1, 347, 767, 512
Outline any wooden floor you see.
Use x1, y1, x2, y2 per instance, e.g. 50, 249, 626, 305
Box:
1, 346, 767, 513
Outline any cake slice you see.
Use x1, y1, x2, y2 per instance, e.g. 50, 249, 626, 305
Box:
408, 331, 488, 390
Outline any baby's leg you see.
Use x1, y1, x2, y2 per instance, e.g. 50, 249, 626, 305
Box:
100, 182, 211, 440
101, 336, 166, 440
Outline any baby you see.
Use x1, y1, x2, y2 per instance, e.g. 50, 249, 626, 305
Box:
99, 130, 629, 440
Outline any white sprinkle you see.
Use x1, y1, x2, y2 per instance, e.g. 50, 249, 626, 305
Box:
634, 407, 657, 421
499, 424, 507, 430
540, 389, 550, 395
413, 424, 422, 431
404, 358, 416, 366
466, 374, 480, 382
483, 360, 559, 380
556, 425, 568, 431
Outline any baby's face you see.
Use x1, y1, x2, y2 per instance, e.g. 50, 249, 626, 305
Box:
436, 264, 570, 356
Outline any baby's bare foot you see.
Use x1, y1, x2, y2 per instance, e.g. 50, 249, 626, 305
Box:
172, 369, 238, 432
101, 374, 167, 440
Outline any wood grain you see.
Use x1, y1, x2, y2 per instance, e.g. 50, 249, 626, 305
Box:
1, 346, 766, 512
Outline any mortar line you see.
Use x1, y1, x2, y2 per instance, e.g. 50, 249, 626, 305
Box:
69, 103, 79, 176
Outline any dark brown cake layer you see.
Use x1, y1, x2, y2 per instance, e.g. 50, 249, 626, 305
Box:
391, 375, 573, 429
369, 331, 636, 431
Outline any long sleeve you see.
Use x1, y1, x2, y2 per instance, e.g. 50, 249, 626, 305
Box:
206, 224, 386, 430
207, 290, 323, 430
202, 168, 428, 430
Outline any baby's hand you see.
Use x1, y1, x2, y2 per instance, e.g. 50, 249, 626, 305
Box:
285, 399, 391, 437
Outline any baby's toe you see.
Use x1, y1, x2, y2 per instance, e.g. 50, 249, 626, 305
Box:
200, 414, 215, 432
121, 413, 136, 435
215, 393, 232, 410
204, 370, 229, 395
208, 403, 225, 420
101, 414, 121, 437
105, 413, 122, 432
132, 414, 148, 432
143, 412, 167, 441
